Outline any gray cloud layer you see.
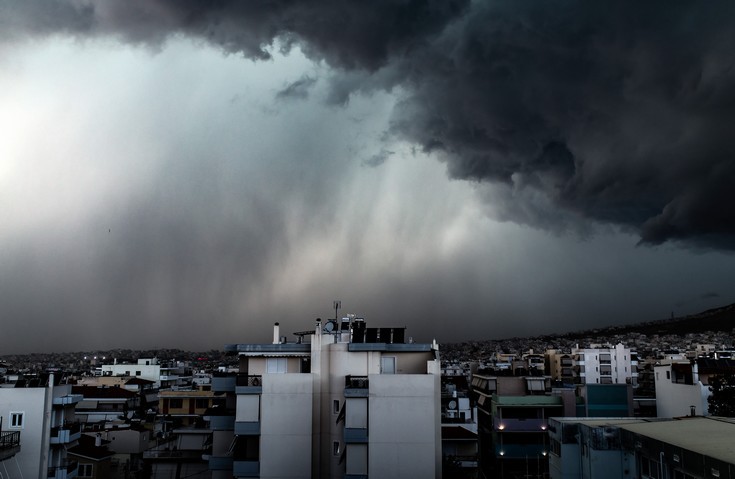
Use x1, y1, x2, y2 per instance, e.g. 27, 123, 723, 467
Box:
4, 0, 735, 247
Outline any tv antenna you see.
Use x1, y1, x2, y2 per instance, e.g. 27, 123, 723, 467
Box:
333, 300, 341, 320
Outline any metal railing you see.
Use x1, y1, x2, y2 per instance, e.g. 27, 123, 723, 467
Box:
50, 422, 82, 437
0, 431, 20, 450
236, 374, 263, 387
345, 375, 369, 389
47, 460, 78, 477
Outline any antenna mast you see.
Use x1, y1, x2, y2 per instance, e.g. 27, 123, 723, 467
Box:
333, 300, 341, 320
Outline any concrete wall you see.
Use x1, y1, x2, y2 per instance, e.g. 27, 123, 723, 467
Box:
0, 387, 47, 478
368, 373, 440, 479
99, 429, 150, 454
260, 374, 313, 479
236, 395, 260, 422
654, 364, 710, 417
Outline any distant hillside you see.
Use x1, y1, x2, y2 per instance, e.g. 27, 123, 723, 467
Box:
561, 303, 735, 339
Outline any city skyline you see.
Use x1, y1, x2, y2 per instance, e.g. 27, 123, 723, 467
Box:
2, 1, 735, 354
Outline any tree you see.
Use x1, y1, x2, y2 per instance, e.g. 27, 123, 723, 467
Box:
708, 373, 735, 417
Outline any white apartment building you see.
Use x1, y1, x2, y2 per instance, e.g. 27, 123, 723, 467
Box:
577, 344, 637, 385
99, 358, 191, 389
210, 317, 442, 479
0, 374, 83, 479
546, 344, 637, 386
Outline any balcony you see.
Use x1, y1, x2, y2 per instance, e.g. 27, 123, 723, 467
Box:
236, 375, 263, 394
212, 373, 237, 393
47, 460, 78, 479
0, 431, 21, 461
344, 428, 368, 443
233, 460, 260, 477
234, 420, 260, 435
344, 376, 369, 397
495, 444, 546, 459
494, 418, 547, 432
207, 455, 234, 470
49, 423, 82, 445
53, 394, 84, 406
143, 449, 205, 461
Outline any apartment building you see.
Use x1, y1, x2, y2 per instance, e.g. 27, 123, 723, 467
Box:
99, 358, 192, 389
0, 373, 83, 479
212, 317, 442, 479
546, 344, 638, 386
158, 387, 219, 427
654, 358, 735, 418
548, 416, 735, 479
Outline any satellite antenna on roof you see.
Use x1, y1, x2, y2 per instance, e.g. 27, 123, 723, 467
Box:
333, 300, 341, 320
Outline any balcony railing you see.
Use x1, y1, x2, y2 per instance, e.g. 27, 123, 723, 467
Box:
345, 376, 369, 389
0, 431, 20, 461
50, 423, 82, 444
345, 376, 369, 397
0, 431, 20, 450
211, 373, 237, 392
236, 374, 263, 387
47, 460, 78, 479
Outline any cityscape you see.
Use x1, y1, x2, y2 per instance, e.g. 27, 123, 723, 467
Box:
3, 1, 735, 478
1, 302, 734, 478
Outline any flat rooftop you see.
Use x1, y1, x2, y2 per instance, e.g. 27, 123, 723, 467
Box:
619, 416, 735, 465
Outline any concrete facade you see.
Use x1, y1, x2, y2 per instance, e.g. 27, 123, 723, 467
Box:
0, 378, 82, 479
221, 318, 442, 479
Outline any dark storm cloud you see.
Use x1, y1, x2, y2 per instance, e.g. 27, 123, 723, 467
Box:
362, 149, 394, 168
276, 75, 317, 101
4, 0, 735, 248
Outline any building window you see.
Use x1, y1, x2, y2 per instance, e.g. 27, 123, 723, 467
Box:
333, 441, 341, 456
9, 412, 23, 429
169, 398, 183, 409
136, 371, 142, 376
267, 358, 287, 374
380, 356, 396, 374
78, 464, 93, 477
333, 400, 340, 414
666, 371, 671, 380
195, 398, 209, 409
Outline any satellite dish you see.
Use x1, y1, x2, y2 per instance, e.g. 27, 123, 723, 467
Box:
448, 400, 457, 410
324, 321, 334, 333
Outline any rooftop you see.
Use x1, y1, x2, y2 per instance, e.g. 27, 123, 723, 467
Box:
619, 416, 735, 465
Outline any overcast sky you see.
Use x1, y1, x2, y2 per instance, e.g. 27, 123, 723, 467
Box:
2, 1, 735, 354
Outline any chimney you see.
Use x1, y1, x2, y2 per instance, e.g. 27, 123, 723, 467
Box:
273, 323, 280, 344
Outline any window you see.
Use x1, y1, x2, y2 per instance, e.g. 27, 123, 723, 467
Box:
195, 398, 210, 409
136, 371, 142, 376
169, 398, 183, 409
333, 441, 341, 456
10, 412, 23, 429
666, 371, 671, 380
380, 356, 396, 374
78, 464, 93, 477
333, 400, 340, 414
267, 358, 287, 374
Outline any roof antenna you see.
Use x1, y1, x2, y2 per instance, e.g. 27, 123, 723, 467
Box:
333, 300, 342, 320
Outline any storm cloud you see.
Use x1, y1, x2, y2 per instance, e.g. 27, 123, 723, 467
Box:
3, 0, 735, 247
2, 2, 735, 354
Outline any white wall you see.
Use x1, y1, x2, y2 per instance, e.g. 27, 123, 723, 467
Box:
260, 374, 313, 479
0, 387, 47, 478
236, 395, 260, 422
368, 374, 440, 479
654, 364, 710, 417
